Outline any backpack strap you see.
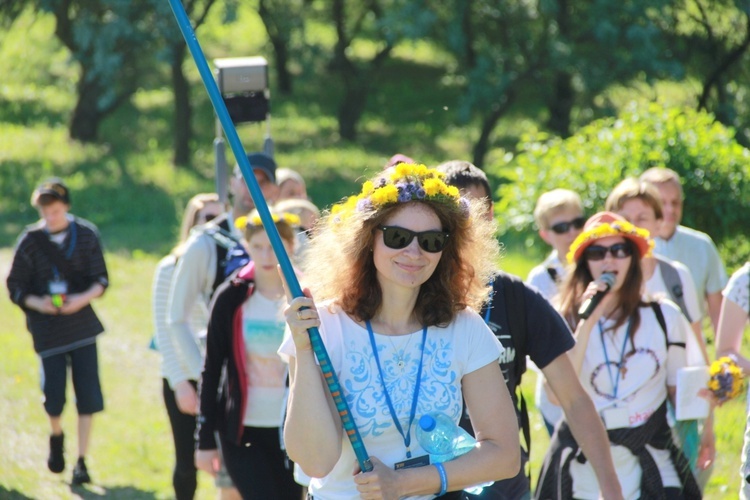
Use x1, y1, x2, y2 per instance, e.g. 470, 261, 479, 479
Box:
656, 258, 691, 323
650, 301, 686, 349
206, 218, 243, 294
499, 273, 531, 461
546, 266, 559, 284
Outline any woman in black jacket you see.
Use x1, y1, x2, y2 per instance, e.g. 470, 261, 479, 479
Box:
195, 210, 302, 500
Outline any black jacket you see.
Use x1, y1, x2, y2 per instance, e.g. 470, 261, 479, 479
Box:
197, 263, 255, 449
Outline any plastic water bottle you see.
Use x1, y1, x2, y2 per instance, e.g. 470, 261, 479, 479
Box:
415, 412, 493, 495
415, 412, 477, 463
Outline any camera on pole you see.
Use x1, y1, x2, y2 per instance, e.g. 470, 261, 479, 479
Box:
213, 56, 272, 203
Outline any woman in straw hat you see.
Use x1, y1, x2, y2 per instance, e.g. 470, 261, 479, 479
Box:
535, 212, 702, 500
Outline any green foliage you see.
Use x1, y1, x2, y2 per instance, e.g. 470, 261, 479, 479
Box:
492, 101, 750, 267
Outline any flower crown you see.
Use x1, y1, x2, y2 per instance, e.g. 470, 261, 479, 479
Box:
567, 219, 654, 263
234, 212, 301, 231
331, 163, 462, 219
708, 356, 745, 403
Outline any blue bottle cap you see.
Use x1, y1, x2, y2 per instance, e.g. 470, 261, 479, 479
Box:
419, 414, 437, 432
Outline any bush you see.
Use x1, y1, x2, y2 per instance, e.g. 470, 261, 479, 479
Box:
491, 101, 750, 269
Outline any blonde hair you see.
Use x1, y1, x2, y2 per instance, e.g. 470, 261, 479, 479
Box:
173, 193, 222, 256
533, 189, 583, 229
605, 177, 664, 220
301, 197, 499, 327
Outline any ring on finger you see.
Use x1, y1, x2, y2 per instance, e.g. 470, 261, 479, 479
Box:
297, 310, 304, 320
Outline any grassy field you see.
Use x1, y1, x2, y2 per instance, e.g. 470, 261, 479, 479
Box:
1, 247, 748, 499
1, 6, 749, 499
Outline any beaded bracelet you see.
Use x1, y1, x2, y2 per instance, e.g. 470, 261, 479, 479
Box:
434, 462, 448, 496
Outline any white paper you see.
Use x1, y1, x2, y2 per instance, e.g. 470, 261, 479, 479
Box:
675, 366, 710, 421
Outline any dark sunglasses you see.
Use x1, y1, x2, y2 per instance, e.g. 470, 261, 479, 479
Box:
549, 216, 586, 234
584, 242, 633, 261
379, 226, 449, 253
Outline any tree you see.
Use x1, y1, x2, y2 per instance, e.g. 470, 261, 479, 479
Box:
37, 0, 161, 142
153, 0, 219, 167
491, 102, 750, 266
257, 0, 306, 95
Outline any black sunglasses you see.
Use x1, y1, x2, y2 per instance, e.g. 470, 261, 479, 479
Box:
584, 242, 633, 261
379, 226, 449, 253
549, 216, 586, 234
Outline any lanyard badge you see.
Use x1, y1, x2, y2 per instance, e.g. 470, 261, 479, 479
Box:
49, 277, 68, 308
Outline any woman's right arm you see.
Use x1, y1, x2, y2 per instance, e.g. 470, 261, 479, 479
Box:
283, 296, 343, 477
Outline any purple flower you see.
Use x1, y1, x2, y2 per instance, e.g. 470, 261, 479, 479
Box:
397, 188, 412, 203
416, 188, 426, 199
356, 198, 373, 212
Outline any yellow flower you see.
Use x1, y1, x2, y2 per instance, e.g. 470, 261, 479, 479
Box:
423, 178, 443, 197
371, 185, 399, 205
234, 215, 248, 230
361, 180, 375, 196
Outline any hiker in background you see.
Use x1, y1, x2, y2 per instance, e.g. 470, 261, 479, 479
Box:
526, 188, 585, 437
195, 209, 302, 500
605, 177, 715, 490
7, 178, 109, 485
536, 211, 703, 500
152, 193, 224, 500
438, 160, 621, 500
276, 167, 309, 201
280, 163, 520, 498
640, 167, 727, 331
714, 262, 750, 499
165, 152, 278, 499
273, 197, 320, 263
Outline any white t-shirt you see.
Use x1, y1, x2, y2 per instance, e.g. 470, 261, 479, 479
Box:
723, 262, 750, 312
570, 301, 689, 500
278, 303, 503, 500
527, 251, 566, 303
242, 292, 288, 427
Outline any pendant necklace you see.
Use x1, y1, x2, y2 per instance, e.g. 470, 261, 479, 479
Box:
388, 333, 414, 371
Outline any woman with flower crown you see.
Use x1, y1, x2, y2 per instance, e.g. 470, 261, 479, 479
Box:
195, 209, 303, 500
535, 211, 702, 500
279, 164, 520, 499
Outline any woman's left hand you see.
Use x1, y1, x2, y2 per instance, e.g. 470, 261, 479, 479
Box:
353, 457, 401, 500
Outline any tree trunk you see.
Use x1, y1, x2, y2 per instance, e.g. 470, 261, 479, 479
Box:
472, 97, 514, 168
271, 37, 293, 94
338, 73, 368, 141
70, 68, 102, 143
171, 44, 192, 167
547, 70, 574, 138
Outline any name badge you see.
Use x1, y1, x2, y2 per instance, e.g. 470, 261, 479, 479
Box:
394, 454, 429, 470
49, 279, 68, 295
602, 407, 630, 430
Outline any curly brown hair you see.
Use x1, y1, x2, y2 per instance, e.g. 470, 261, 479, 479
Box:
300, 198, 499, 327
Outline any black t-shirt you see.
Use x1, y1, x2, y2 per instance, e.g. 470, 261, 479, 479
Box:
481, 274, 575, 401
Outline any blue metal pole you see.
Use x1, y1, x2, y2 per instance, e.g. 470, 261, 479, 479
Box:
166, 0, 373, 473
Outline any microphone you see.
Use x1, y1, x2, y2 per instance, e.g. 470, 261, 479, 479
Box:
578, 272, 617, 320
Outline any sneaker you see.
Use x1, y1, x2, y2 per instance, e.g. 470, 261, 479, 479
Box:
72, 457, 91, 485
47, 433, 65, 473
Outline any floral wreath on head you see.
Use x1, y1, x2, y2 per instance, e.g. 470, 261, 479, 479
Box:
567, 219, 654, 264
234, 212, 301, 231
330, 163, 465, 221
